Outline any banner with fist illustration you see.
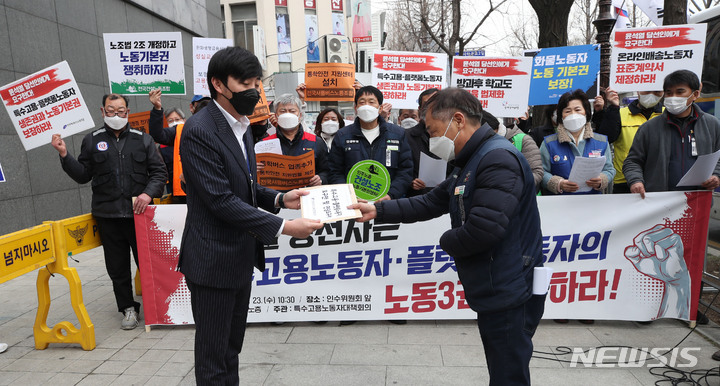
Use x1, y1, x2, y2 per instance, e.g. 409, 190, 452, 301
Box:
134, 191, 709, 325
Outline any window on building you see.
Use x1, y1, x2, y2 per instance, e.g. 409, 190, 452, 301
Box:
231, 3, 257, 54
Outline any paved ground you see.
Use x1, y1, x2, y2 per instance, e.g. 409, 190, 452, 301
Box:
0, 247, 718, 385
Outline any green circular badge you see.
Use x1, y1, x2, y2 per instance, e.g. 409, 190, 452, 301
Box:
347, 160, 391, 201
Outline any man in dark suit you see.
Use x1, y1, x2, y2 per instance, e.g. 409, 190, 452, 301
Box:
178, 47, 323, 385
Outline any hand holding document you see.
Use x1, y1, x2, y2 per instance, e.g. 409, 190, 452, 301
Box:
567, 156, 606, 192
254, 138, 282, 155
300, 184, 362, 223
418, 152, 448, 188
677, 149, 720, 187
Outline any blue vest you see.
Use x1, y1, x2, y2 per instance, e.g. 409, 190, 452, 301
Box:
446, 133, 543, 313
544, 133, 608, 195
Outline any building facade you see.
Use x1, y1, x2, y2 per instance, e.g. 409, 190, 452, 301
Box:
0, 0, 223, 235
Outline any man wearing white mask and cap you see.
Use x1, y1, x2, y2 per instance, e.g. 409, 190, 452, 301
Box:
50, 93, 167, 330
262, 93, 328, 190
328, 86, 413, 201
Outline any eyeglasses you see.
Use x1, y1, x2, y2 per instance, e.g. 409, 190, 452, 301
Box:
103, 108, 128, 118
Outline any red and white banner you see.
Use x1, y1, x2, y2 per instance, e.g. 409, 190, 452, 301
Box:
451, 56, 532, 118
610, 24, 707, 92
371, 50, 448, 110
0, 61, 95, 151
135, 191, 710, 326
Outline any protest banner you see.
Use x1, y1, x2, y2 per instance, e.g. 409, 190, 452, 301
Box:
127, 110, 167, 134
610, 24, 707, 92
0, 61, 95, 151
135, 191, 709, 325
451, 56, 532, 117
103, 32, 185, 95
192, 37, 233, 96
372, 50, 448, 109
247, 81, 271, 124
304, 63, 356, 102
256, 151, 315, 191
529, 44, 600, 105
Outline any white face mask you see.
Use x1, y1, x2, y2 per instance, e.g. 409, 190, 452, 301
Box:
356, 105, 379, 123
562, 113, 586, 133
400, 118, 418, 129
664, 95, 692, 116
321, 120, 339, 135
277, 113, 300, 129
168, 121, 184, 127
638, 93, 661, 109
429, 119, 458, 162
104, 115, 128, 131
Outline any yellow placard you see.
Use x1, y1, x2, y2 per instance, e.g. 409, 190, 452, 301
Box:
0, 224, 55, 284
257, 151, 315, 190
304, 63, 356, 101
56, 213, 101, 257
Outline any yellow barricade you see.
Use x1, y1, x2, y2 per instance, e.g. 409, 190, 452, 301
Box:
34, 214, 99, 350
0, 224, 55, 284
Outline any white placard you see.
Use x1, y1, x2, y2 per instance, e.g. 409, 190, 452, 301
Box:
371, 50, 448, 109
610, 24, 707, 92
254, 138, 282, 155
677, 149, 720, 187
451, 56, 532, 117
418, 152, 447, 188
567, 156, 606, 192
193, 37, 233, 96
300, 184, 361, 223
103, 32, 186, 95
0, 61, 95, 151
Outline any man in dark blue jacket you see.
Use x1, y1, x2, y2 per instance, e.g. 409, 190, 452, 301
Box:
350, 88, 545, 386
328, 86, 413, 200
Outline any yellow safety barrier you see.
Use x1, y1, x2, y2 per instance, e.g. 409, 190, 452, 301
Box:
0, 224, 55, 284
34, 214, 100, 350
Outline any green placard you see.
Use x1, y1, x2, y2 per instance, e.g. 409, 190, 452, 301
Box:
347, 160, 391, 201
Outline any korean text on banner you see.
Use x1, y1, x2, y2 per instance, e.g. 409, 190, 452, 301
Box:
257, 151, 315, 191
128, 111, 167, 134
451, 56, 532, 117
193, 38, 233, 96
133, 191, 709, 325
610, 24, 707, 92
0, 61, 95, 151
529, 45, 600, 105
305, 63, 356, 102
247, 81, 271, 124
103, 32, 185, 95
372, 50, 448, 110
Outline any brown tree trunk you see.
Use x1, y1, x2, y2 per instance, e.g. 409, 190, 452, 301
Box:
529, 0, 575, 48
663, 0, 687, 25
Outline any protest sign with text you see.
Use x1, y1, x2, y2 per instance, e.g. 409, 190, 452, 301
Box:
451, 56, 532, 117
529, 45, 600, 105
192, 37, 233, 96
304, 63, 355, 102
134, 191, 709, 325
128, 110, 167, 134
610, 24, 707, 92
257, 151, 315, 191
247, 81, 271, 124
0, 61, 95, 151
103, 32, 185, 95
372, 50, 447, 109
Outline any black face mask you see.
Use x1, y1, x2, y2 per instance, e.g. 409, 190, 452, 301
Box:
251, 123, 268, 139
223, 86, 260, 116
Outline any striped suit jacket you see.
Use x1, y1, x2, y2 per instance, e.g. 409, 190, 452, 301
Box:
177, 101, 282, 289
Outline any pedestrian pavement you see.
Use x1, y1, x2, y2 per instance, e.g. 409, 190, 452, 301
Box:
0, 247, 718, 385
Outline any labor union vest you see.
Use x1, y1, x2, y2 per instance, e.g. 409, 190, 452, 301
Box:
544, 133, 608, 195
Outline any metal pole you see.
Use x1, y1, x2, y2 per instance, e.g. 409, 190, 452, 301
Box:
593, 0, 616, 89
